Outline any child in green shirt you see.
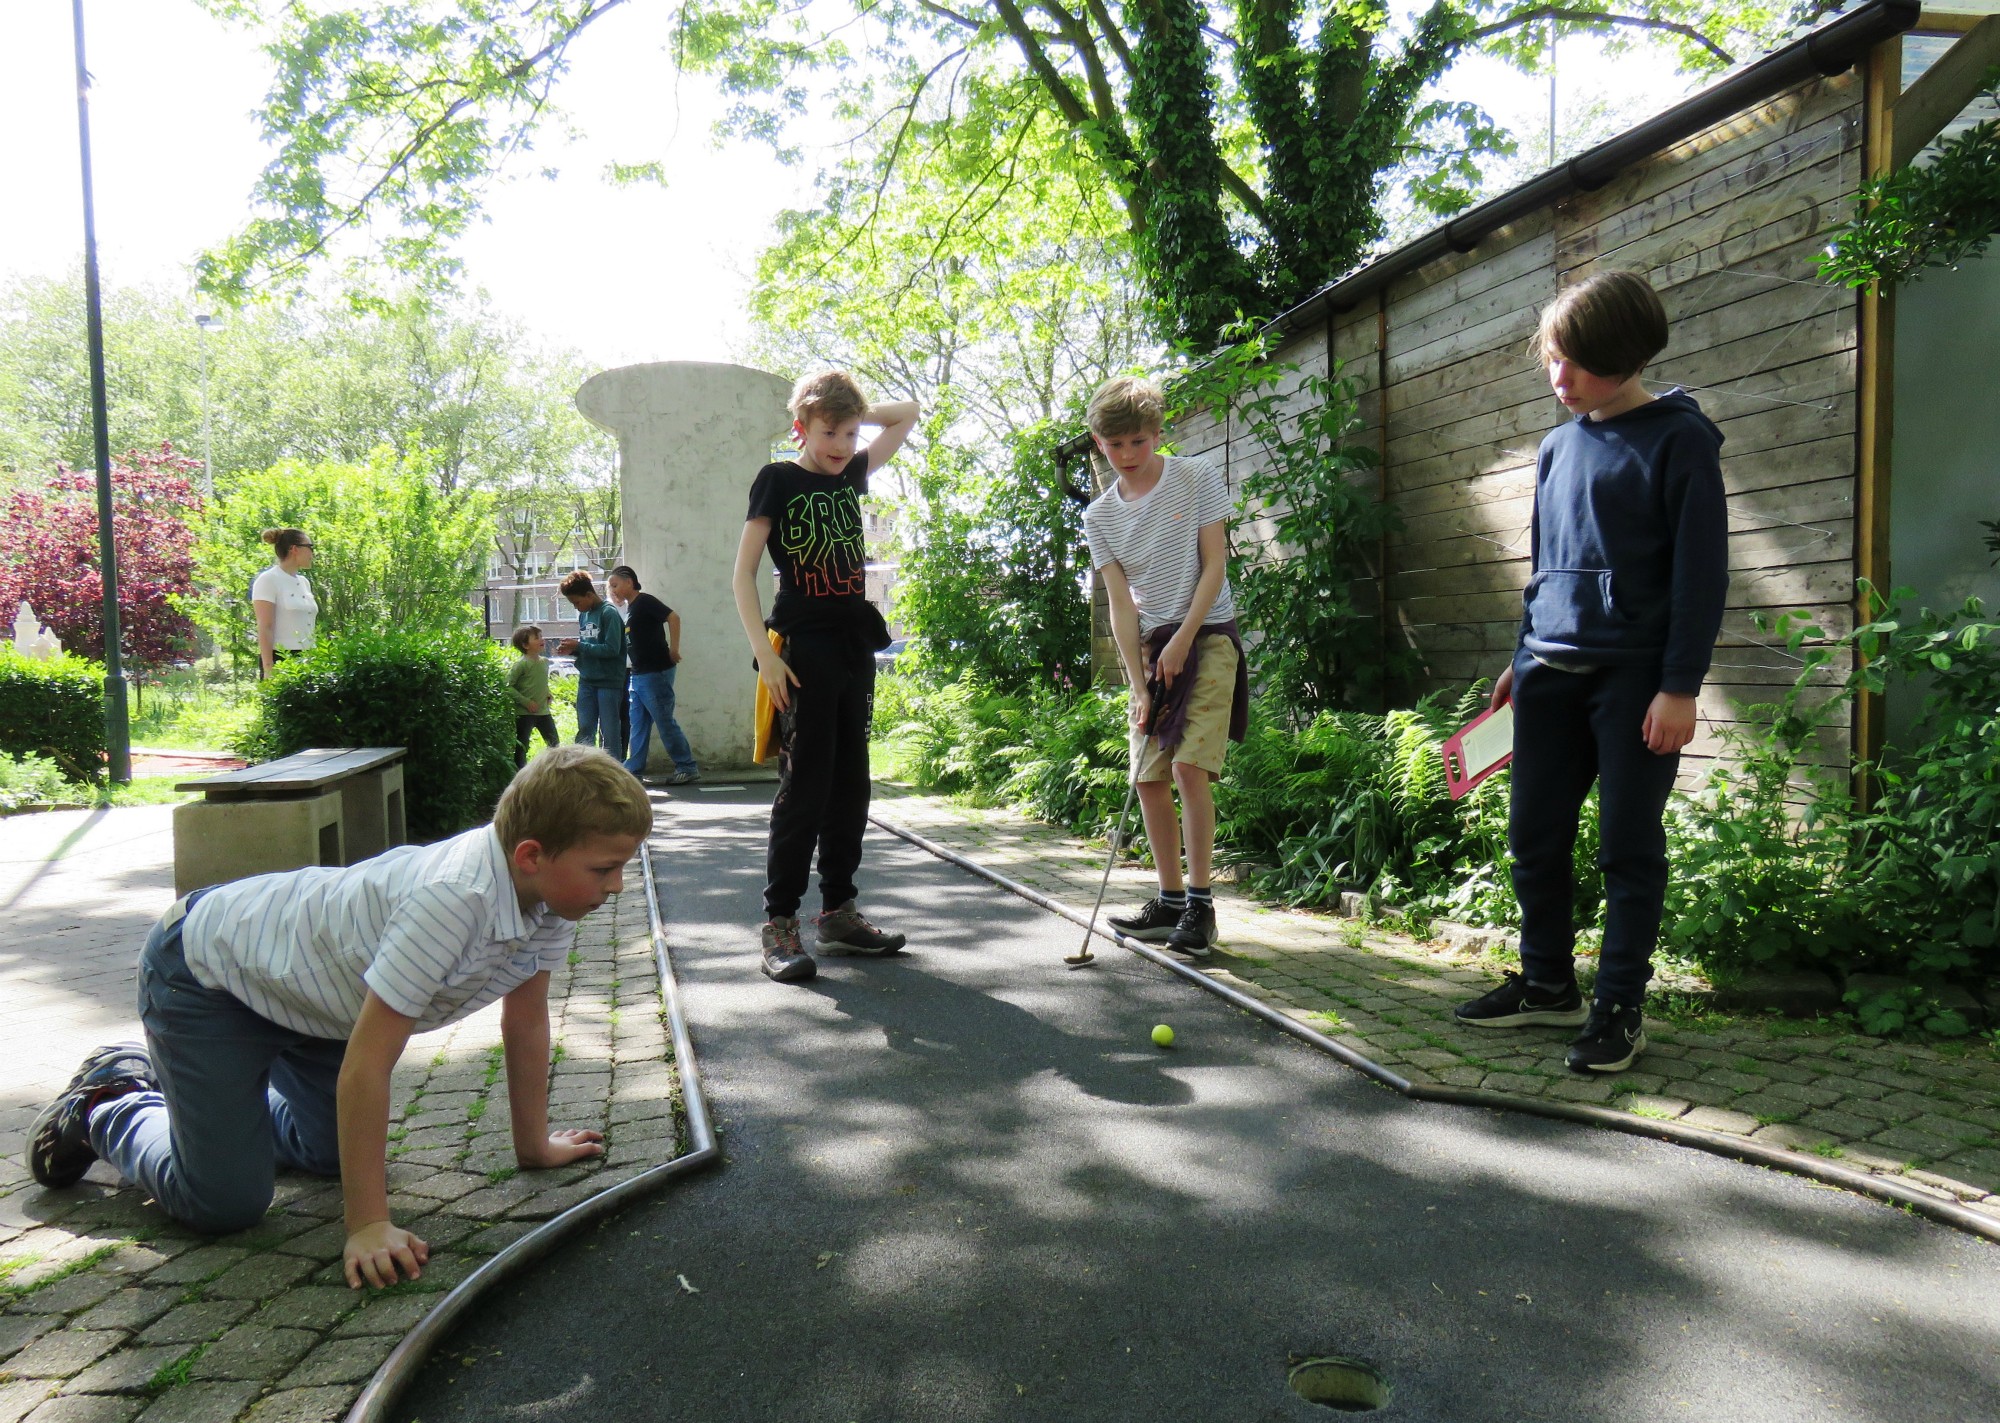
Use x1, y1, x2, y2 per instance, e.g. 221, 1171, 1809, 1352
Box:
509, 625, 559, 769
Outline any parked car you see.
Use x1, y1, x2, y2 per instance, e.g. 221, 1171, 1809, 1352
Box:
875, 637, 911, 672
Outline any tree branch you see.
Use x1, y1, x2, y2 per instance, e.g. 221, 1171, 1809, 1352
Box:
1467, 7, 1735, 66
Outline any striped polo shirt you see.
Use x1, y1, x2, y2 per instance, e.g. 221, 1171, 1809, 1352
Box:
181, 826, 575, 1040
1083, 454, 1236, 635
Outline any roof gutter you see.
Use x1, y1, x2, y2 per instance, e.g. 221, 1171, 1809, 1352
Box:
1263, 0, 1922, 335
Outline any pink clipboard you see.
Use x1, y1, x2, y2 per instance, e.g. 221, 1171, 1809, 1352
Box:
1440, 701, 1514, 800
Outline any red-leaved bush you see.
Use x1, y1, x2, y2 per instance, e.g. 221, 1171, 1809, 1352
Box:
0, 446, 203, 673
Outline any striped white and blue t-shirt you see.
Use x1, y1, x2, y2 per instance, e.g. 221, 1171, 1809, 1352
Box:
1083, 454, 1236, 635
181, 826, 574, 1040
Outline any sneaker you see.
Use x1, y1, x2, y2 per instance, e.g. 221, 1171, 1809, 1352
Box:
668, 770, 701, 786
1164, 899, 1216, 959
816, 900, 906, 955
1567, 1001, 1647, 1073
1453, 971, 1588, 1029
760, 916, 817, 984
29, 1042, 156, 1189
1108, 897, 1182, 942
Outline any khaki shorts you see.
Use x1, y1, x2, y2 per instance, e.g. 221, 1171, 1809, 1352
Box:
1132, 634, 1239, 783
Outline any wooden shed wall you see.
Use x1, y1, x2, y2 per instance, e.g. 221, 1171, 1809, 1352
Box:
1179, 71, 1866, 781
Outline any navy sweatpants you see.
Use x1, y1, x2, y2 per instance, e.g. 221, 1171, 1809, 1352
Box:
1507, 647, 1682, 1009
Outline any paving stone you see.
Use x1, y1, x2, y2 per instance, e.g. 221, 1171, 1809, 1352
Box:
1866, 1126, 1959, 1160
1433, 1065, 1487, 1088
8, 1271, 127, 1315
71, 1289, 178, 1335
136, 1301, 256, 1347
1700, 1069, 1772, 1095
202, 1253, 318, 1303
1757, 1079, 1848, 1109
330, 1295, 435, 1338
130, 1382, 263, 1423
21, 1396, 142, 1423
250, 1287, 359, 1335
277, 1335, 398, 1388
1799, 1108, 1880, 1139
1670, 1080, 1742, 1109
1903, 1168, 1988, 1202
1543, 1078, 1619, 1104
0, 1314, 58, 1365
1748, 1123, 1823, 1152
238, 1387, 359, 1423
1730, 1092, 1808, 1124
0, 1382, 55, 1423
188, 1325, 317, 1382
1622, 1096, 1690, 1119
271, 1223, 347, 1261
57, 1344, 185, 1396
1680, 1107, 1761, 1136
438, 1177, 546, 1219
1478, 1072, 1550, 1097
5, 1331, 126, 1379
140, 1247, 250, 1289
395, 1173, 484, 1204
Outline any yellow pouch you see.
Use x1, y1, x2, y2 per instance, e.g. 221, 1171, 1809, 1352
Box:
752, 629, 784, 764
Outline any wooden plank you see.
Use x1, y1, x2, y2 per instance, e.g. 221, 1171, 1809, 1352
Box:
1383, 216, 1558, 328
1853, 37, 1902, 781
1891, 16, 2000, 167
179, 746, 406, 795
1392, 550, 1853, 609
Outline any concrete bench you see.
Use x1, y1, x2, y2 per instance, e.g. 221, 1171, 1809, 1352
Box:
173, 747, 408, 895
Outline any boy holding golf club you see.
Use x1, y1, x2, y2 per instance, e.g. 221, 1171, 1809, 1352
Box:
1085, 376, 1248, 959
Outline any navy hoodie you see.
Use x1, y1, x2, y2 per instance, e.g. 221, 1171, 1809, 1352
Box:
1520, 389, 1728, 695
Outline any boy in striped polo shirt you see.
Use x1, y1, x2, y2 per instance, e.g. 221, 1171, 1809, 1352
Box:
28, 747, 651, 1290
1084, 376, 1248, 958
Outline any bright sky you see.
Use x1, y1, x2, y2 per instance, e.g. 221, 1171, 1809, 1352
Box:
2, 2, 1703, 369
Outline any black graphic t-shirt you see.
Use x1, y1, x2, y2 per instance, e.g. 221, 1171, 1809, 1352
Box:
745, 451, 889, 646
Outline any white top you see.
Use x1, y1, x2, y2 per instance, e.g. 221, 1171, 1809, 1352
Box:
1083, 454, 1236, 635
182, 826, 574, 1039
250, 564, 318, 651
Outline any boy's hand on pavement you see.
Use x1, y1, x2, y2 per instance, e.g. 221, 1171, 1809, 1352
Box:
344, 1221, 429, 1290
1641, 691, 1698, 755
520, 1128, 605, 1169
758, 654, 801, 713
1490, 662, 1515, 711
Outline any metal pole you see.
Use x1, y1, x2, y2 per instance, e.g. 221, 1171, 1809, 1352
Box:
1548, 18, 1558, 168
71, 0, 130, 785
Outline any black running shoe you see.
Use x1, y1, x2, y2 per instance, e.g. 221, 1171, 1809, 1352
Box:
1453, 971, 1587, 1028
1566, 1001, 1647, 1073
29, 1042, 156, 1188
1165, 900, 1216, 959
1108, 898, 1182, 942
760, 916, 817, 984
816, 900, 906, 955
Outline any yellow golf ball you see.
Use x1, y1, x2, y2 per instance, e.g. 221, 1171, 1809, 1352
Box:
1151, 1024, 1175, 1048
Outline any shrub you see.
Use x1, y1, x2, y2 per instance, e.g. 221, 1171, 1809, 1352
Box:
0, 753, 77, 811
0, 647, 107, 783
244, 626, 515, 840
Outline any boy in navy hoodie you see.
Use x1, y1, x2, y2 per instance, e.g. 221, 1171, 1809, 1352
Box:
1454, 270, 1728, 1073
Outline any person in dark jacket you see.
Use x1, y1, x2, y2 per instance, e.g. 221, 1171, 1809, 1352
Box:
606, 566, 699, 785
558, 571, 626, 761
1454, 270, 1728, 1075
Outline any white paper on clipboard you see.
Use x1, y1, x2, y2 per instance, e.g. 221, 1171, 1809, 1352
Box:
1456, 701, 1514, 779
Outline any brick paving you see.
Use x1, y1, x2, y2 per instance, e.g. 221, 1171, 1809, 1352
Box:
0, 807, 681, 1423
873, 785, 2000, 1223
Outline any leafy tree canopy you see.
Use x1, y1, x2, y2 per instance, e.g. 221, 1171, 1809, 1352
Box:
195, 0, 1826, 344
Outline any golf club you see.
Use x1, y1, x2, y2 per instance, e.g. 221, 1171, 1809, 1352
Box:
1066, 775, 1138, 967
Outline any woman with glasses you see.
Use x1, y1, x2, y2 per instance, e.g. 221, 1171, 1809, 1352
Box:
252, 527, 318, 677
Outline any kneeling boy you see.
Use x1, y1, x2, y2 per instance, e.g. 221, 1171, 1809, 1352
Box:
29, 746, 651, 1288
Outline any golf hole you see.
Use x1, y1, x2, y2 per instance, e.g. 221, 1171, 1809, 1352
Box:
1287, 1356, 1390, 1412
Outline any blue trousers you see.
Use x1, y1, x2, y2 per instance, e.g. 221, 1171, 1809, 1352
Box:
1507, 648, 1681, 1009
574, 682, 627, 760
625, 668, 698, 777
88, 900, 347, 1234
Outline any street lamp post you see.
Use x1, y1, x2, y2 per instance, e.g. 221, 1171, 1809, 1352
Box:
71, 0, 130, 784
195, 311, 221, 497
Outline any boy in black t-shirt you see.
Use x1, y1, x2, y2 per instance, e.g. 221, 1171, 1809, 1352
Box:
607, 565, 700, 785
731, 370, 919, 983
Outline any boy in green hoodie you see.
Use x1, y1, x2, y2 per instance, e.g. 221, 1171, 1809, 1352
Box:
508, 625, 559, 769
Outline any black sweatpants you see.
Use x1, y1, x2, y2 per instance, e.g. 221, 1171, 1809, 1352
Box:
764, 631, 876, 919
515, 714, 559, 768
1507, 647, 1682, 1009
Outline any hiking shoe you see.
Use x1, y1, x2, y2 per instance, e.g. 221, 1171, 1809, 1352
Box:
816, 900, 906, 956
668, 770, 701, 786
29, 1042, 156, 1189
1567, 1001, 1647, 1074
760, 916, 817, 983
1164, 900, 1216, 958
1108, 897, 1182, 942
1453, 971, 1588, 1029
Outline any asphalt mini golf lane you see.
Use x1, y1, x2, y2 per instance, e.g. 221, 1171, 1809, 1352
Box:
394, 786, 2000, 1422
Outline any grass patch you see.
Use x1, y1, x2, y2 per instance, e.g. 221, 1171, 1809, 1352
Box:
147, 1342, 206, 1393
0, 1241, 122, 1303
1809, 1140, 1845, 1159
466, 1099, 487, 1123
1312, 1010, 1351, 1033
483, 1044, 505, 1088
1630, 1102, 1679, 1121
486, 1165, 518, 1185
1755, 1111, 1801, 1126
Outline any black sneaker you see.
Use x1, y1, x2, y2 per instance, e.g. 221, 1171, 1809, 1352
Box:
1453, 971, 1588, 1028
668, 770, 701, 786
1108, 898, 1182, 942
1567, 1001, 1647, 1073
29, 1042, 156, 1189
1165, 900, 1216, 959
816, 900, 906, 955
760, 916, 817, 984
